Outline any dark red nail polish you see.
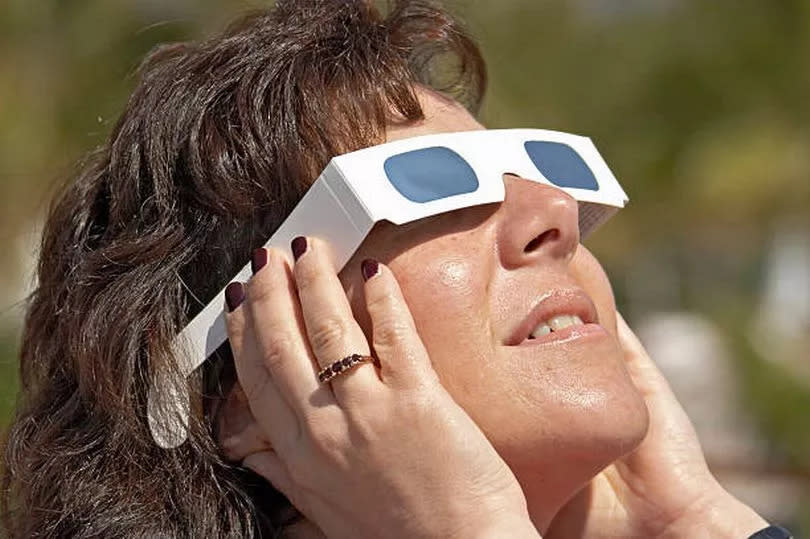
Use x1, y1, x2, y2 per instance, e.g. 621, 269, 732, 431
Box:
251, 248, 268, 274
361, 259, 379, 281
291, 236, 307, 261
225, 282, 245, 312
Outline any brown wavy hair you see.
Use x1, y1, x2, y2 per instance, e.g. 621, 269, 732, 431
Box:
0, 1, 485, 537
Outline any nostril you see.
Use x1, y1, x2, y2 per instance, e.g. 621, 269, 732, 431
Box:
524, 229, 560, 253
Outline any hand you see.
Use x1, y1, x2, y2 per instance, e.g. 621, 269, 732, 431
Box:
546, 313, 768, 538
219, 238, 539, 538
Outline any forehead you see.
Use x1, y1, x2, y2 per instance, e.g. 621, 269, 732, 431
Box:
385, 87, 484, 143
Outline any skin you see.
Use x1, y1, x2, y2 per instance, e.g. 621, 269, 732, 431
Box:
340, 90, 649, 529
219, 89, 769, 537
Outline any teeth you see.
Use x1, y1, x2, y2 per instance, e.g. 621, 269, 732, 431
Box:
530, 324, 552, 338
529, 314, 584, 338
549, 314, 583, 331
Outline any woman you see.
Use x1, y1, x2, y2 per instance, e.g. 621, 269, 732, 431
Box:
1, 0, 778, 537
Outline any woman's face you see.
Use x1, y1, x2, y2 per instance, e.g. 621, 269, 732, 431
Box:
340, 90, 649, 518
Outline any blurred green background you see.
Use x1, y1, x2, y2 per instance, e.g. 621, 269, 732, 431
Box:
1, 0, 808, 533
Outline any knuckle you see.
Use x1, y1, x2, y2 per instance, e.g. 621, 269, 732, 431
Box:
307, 316, 351, 353
244, 276, 275, 304
302, 415, 346, 457
394, 367, 439, 395
346, 410, 382, 446
391, 387, 438, 426
261, 333, 296, 372
373, 315, 411, 349
409, 382, 439, 408
366, 287, 396, 314
293, 256, 323, 290
225, 319, 245, 343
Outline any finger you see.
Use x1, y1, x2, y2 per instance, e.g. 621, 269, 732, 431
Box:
225, 277, 307, 456
614, 312, 707, 470
221, 419, 274, 462
242, 451, 294, 502
224, 281, 248, 359
292, 237, 379, 400
243, 248, 336, 415
616, 311, 703, 440
616, 312, 678, 400
225, 281, 299, 454
216, 382, 274, 461
216, 382, 255, 442
361, 259, 436, 389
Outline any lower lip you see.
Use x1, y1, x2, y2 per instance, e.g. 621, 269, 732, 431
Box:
517, 323, 608, 346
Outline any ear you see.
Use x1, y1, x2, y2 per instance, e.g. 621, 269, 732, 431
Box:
216, 382, 273, 462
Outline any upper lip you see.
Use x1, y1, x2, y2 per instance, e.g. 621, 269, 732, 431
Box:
505, 288, 600, 345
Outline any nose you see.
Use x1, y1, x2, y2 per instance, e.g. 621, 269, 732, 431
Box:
496, 174, 580, 269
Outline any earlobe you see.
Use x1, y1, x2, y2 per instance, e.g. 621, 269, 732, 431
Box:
216, 382, 273, 462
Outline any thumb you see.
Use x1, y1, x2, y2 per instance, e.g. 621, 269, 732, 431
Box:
616, 311, 678, 402
615, 312, 706, 467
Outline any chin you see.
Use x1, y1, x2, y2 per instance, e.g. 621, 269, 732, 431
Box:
567, 379, 649, 464
488, 362, 650, 530
512, 408, 648, 532
504, 384, 648, 476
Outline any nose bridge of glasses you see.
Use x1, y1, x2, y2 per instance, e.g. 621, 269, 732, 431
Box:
462, 137, 540, 187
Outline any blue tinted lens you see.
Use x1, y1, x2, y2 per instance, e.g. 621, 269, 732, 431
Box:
524, 141, 599, 191
383, 146, 479, 203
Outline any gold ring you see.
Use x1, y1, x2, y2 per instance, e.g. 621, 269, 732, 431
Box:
318, 353, 374, 384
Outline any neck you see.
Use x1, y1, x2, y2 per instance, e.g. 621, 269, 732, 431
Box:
516, 460, 603, 535
520, 474, 573, 534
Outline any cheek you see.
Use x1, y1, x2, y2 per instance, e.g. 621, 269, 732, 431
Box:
388, 253, 493, 382
340, 226, 493, 365
391, 254, 486, 328
570, 245, 618, 336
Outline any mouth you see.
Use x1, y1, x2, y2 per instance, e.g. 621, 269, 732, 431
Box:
505, 289, 602, 346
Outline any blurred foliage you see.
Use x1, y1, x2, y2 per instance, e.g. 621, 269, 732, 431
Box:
0, 0, 251, 236
738, 329, 810, 471
471, 0, 810, 258
0, 332, 20, 427
0, 0, 808, 530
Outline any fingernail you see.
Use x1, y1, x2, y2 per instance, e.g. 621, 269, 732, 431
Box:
291, 236, 307, 261
361, 258, 379, 281
251, 248, 268, 274
225, 282, 245, 312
